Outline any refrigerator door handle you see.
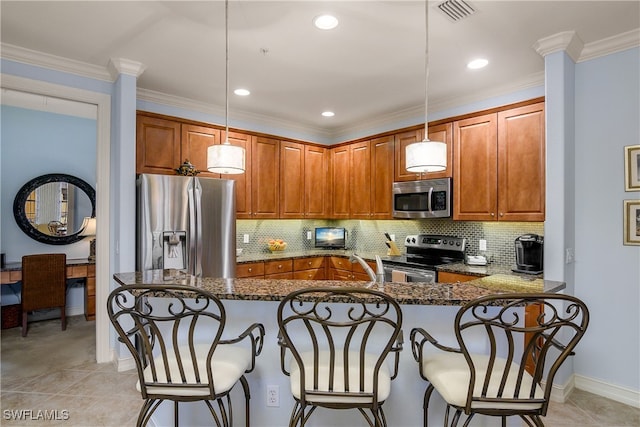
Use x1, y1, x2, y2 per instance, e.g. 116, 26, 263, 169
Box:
189, 179, 202, 276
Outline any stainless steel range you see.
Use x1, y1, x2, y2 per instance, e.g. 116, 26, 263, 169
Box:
382, 234, 466, 283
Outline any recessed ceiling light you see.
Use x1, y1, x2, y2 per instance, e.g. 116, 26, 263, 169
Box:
234, 88, 250, 96
322, 111, 335, 117
467, 58, 489, 69
314, 14, 338, 30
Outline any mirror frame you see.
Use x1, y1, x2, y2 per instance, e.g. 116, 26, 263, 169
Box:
13, 173, 96, 245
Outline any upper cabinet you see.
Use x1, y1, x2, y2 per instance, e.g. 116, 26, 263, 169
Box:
182, 124, 221, 179
394, 123, 453, 182
453, 102, 545, 221
251, 136, 280, 219
222, 131, 253, 218
331, 136, 394, 220
136, 114, 182, 175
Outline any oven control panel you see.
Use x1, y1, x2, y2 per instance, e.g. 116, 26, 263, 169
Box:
405, 234, 466, 252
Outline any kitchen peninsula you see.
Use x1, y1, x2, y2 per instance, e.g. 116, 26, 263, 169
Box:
112, 269, 565, 427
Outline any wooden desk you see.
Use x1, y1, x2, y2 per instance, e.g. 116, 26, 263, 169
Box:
1, 258, 96, 321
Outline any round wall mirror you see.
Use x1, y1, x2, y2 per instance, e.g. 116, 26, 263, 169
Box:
13, 173, 96, 245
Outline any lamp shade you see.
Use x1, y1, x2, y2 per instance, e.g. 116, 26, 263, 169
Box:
207, 144, 245, 174
405, 140, 447, 173
79, 217, 96, 237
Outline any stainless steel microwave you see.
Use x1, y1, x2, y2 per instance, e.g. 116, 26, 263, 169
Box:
392, 178, 452, 218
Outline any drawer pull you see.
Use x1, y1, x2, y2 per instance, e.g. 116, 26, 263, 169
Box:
248, 268, 252, 272
278, 265, 283, 269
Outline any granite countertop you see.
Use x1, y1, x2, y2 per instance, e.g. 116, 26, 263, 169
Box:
113, 269, 565, 307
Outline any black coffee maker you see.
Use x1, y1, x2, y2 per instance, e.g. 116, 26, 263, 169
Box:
513, 234, 544, 274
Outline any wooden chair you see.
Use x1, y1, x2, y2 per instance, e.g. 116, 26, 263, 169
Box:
410, 293, 589, 427
277, 287, 403, 426
107, 284, 265, 427
21, 253, 67, 337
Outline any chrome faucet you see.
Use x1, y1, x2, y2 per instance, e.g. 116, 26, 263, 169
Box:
349, 253, 385, 285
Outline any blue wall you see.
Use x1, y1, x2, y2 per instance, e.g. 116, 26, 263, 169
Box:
1, 105, 97, 262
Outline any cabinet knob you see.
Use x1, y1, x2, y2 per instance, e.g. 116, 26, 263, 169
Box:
491, 213, 495, 217
278, 264, 283, 269
499, 212, 504, 217
248, 268, 252, 272
308, 261, 312, 266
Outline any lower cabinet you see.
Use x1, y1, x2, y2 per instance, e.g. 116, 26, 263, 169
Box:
264, 259, 293, 279
236, 261, 265, 278
327, 256, 376, 281
293, 257, 326, 280
437, 271, 476, 284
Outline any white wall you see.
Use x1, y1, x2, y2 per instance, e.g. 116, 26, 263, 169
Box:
573, 47, 640, 399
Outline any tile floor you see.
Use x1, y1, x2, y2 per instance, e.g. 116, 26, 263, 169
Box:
1, 316, 639, 426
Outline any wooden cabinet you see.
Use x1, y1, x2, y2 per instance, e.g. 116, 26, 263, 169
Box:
394, 123, 453, 181
332, 136, 394, 219
280, 141, 305, 218
293, 257, 326, 280
304, 145, 331, 218
136, 114, 181, 175
236, 261, 265, 278
438, 271, 476, 284
223, 131, 253, 218
84, 264, 96, 320
251, 137, 280, 219
182, 124, 221, 178
330, 145, 351, 219
327, 256, 375, 281
136, 114, 222, 177
264, 259, 293, 279
453, 102, 545, 221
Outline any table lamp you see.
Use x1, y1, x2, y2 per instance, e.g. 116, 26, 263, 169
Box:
79, 216, 96, 261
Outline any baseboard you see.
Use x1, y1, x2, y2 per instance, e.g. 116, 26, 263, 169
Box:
114, 353, 137, 373
574, 374, 640, 408
66, 305, 84, 317
548, 375, 576, 403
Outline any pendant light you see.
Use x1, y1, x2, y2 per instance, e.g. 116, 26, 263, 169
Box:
405, 0, 446, 173
208, 0, 246, 174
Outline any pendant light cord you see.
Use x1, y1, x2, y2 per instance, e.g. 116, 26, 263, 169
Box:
224, 0, 230, 145
424, 0, 430, 140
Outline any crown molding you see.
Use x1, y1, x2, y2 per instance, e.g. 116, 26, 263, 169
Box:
533, 31, 584, 62
579, 28, 640, 62
108, 58, 147, 79
1, 43, 112, 82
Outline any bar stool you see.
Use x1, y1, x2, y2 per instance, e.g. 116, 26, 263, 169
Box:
410, 293, 589, 427
107, 284, 265, 427
277, 287, 403, 426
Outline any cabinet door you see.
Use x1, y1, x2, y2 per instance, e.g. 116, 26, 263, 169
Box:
370, 135, 394, 219
438, 271, 476, 283
182, 124, 220, 178
394, 129, 423, 182
426, 123, 453, 179
305, 145, 331, 218
279, 141, 305, 218
497, 103, 545, 221
349, 141, 371, 219
136, 115, 181, 175
453, 113, 498, 221
331, 145, 351, 219
251, 137, 280, 218
222, 131, 253, 218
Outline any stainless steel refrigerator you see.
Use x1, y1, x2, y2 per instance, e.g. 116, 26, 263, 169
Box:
136, 173, 236, 278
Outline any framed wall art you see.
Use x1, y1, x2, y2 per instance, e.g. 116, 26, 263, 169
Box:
624, 145, 640, 191
623, 200, 640, 246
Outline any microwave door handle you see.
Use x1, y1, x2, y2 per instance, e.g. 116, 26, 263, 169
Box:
428, 187, 433, 214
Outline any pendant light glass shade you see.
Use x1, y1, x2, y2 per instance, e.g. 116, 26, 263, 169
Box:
406, 139, 446, 172
207, 143, 245, 174
207, 0, 246, 174
405, 0, 447, 174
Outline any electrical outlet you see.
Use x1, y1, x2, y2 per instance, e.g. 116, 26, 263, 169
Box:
307, 231, 312, 240
479, 239, 487, 251
243, 234, 250, 244
266, 385, 279, 407
565, 248, 575, 264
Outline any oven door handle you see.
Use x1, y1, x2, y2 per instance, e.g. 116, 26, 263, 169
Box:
427, 187, 433, 214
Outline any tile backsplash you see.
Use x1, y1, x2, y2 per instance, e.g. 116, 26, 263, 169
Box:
236, 219, 543, 268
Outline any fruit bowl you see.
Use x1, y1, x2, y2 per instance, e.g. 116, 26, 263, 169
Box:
268, 239, 287, 252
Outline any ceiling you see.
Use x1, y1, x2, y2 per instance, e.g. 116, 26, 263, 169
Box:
1, 1, 639, 142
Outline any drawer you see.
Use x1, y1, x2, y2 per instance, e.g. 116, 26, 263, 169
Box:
438, 271, 476, 283
328, 256, 350, 271
67, 265, 88, 278
329, 268, 353, 281
293, 257, 325, 271
351, 260, 376, 275
236, 262, 264, 278
264, 259, 293, 275
293, 268, 326, 280
1, 271, 21, 284
265, 271, 294, 279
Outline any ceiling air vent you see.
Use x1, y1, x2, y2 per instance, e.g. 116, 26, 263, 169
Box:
437, 0, 475, 22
